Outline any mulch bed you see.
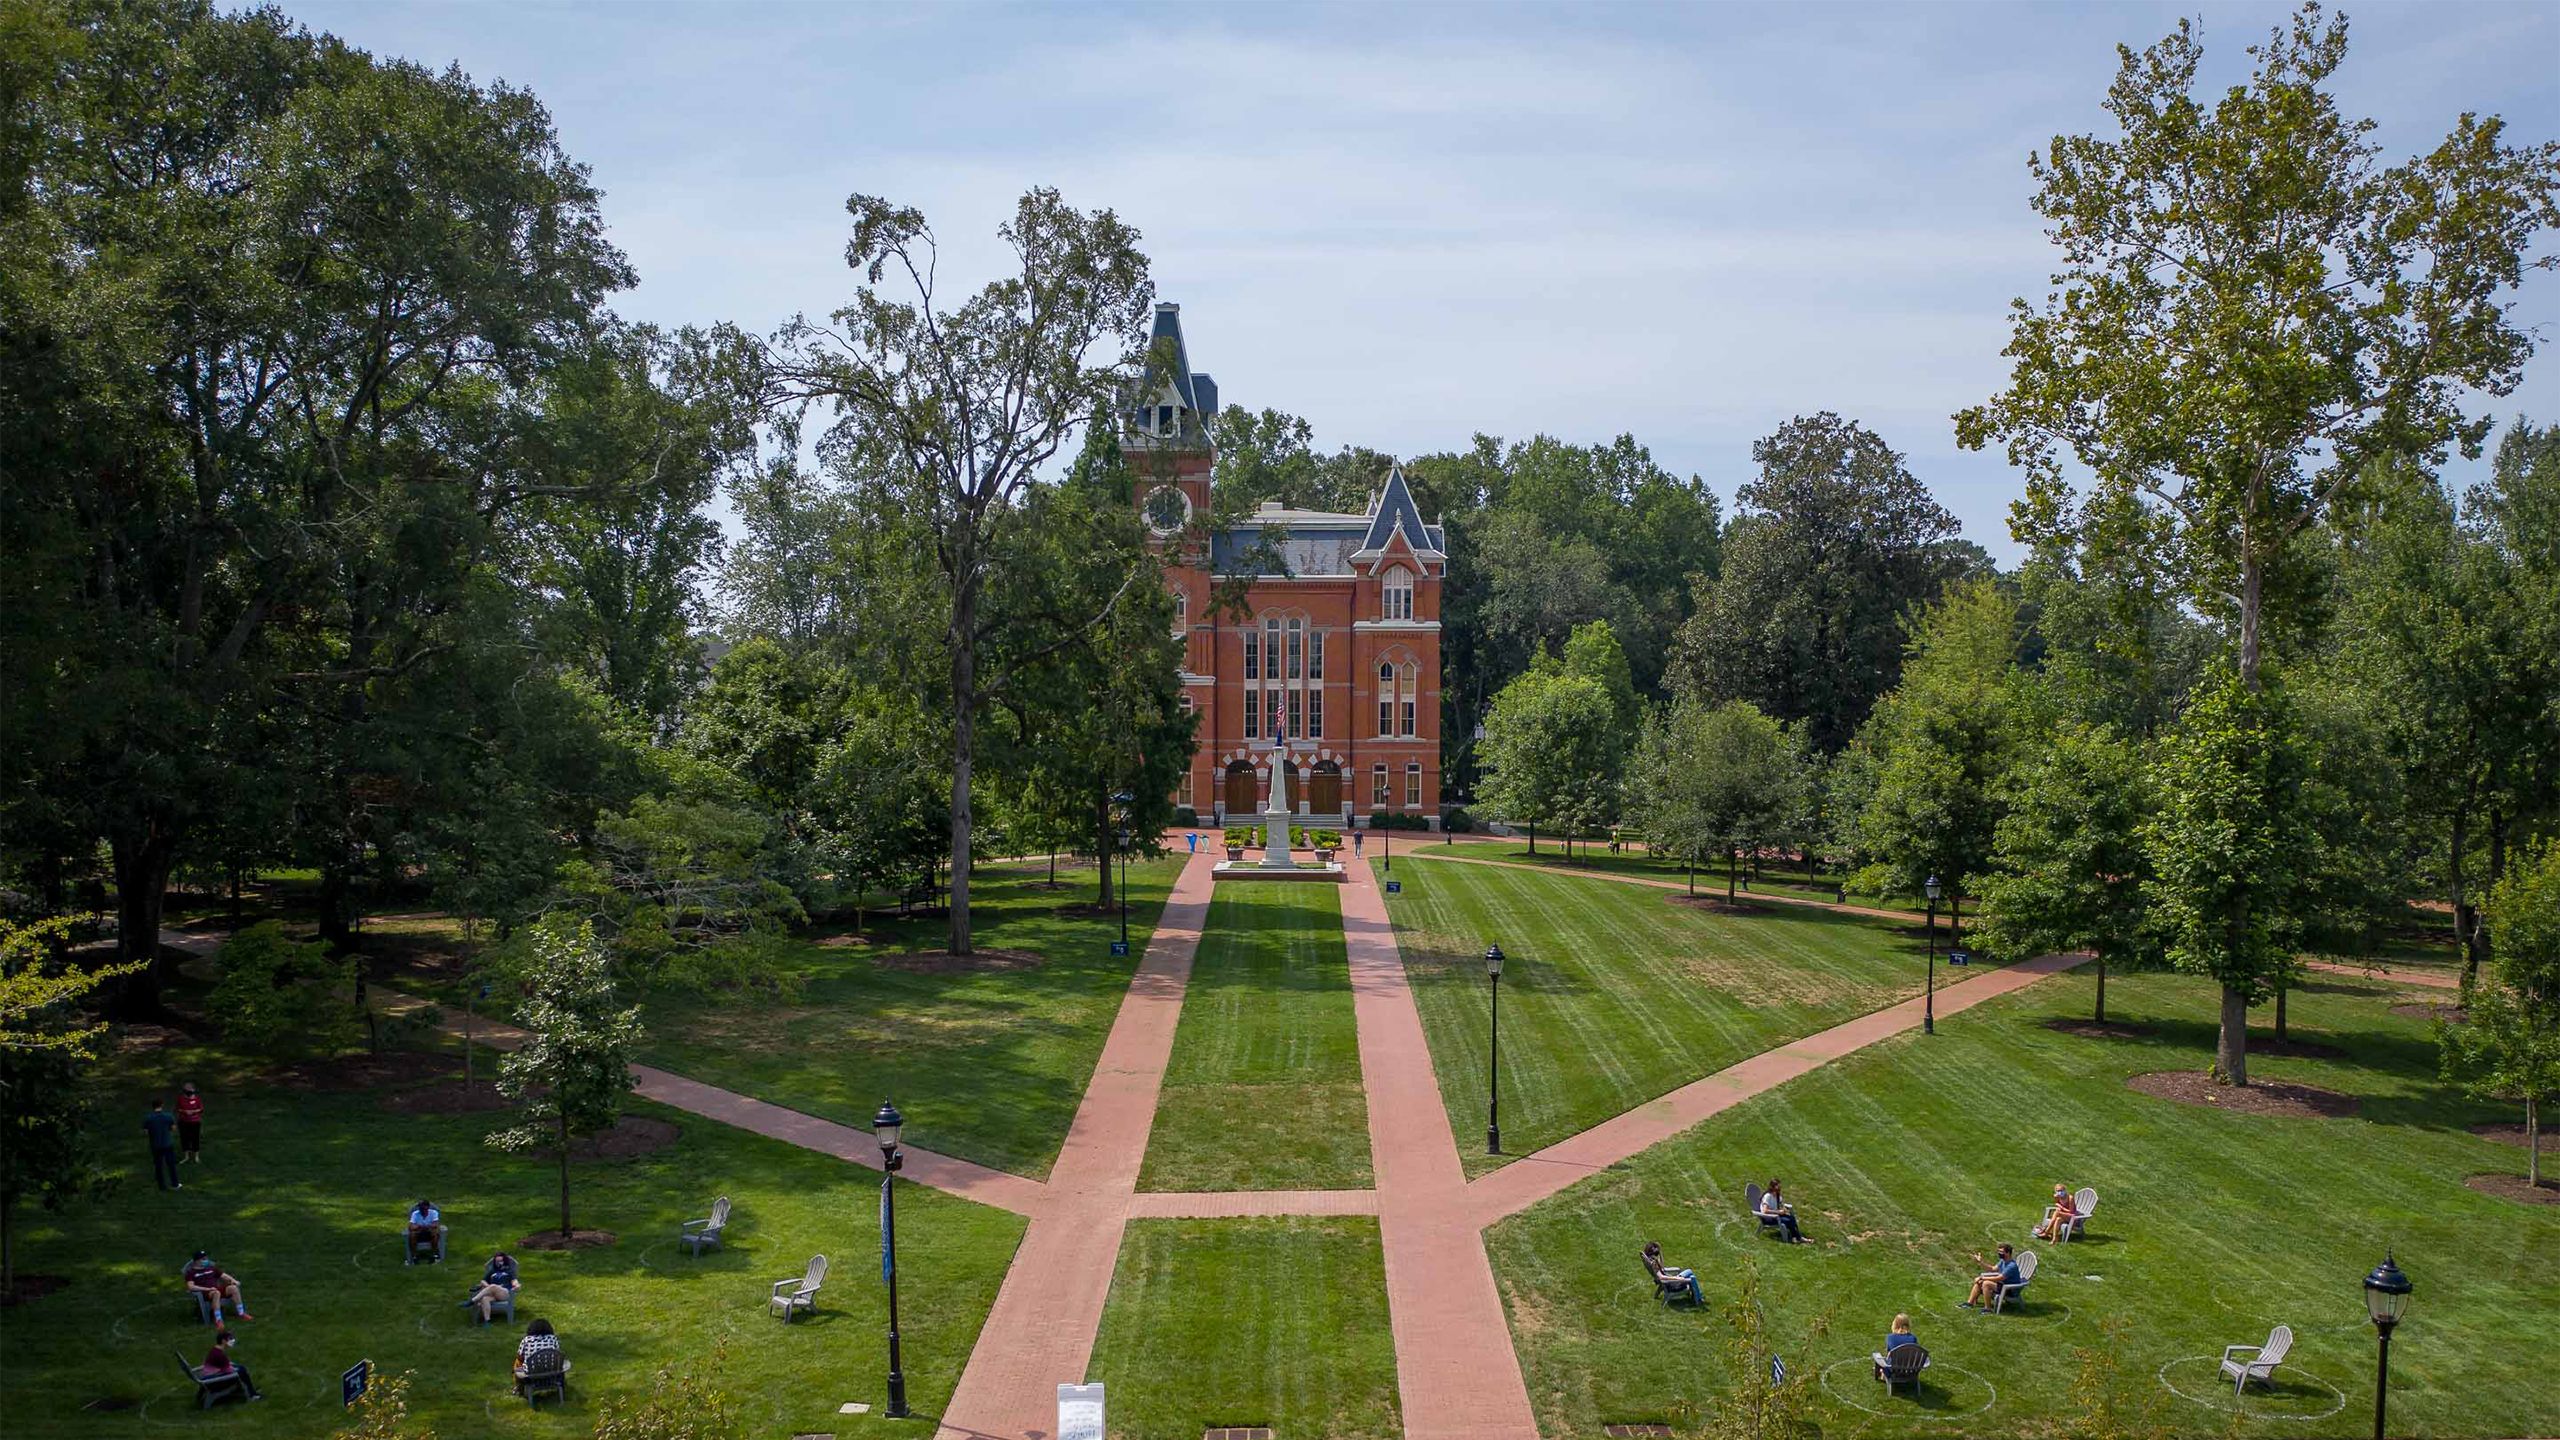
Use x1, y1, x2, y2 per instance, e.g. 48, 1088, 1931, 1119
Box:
516, 1228, 618, 1251
871, 948, 1046, 975
2391, 1002, 2466, 1023
1665, 894, 1768, 916
2, 1274, 70, 1306
113, 1023, 195, 1054
2041, 1018, 2156, 1041
381, 1080, 511, 1115
1050, 903, 1120, 919
2126, 1070, 2361, 1120
2463, 1173, 2560, 1206
2470, 1122, 2549, 1150
271, 1051, 456, 1092
530, 1116, 680, 1163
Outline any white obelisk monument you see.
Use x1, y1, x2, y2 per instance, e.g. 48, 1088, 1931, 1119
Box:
1260, 720, 1299, 870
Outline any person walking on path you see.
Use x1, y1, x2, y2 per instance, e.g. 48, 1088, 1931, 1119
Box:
176, 1083, 205, 1164
144, 1099, 182, 1190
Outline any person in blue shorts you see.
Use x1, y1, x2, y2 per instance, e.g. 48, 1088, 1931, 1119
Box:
1965, 1243, 2020, 1308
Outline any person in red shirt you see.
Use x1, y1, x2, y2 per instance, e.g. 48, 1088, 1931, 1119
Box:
200, 1328, 263, 1400
176, 1082, 205, 1164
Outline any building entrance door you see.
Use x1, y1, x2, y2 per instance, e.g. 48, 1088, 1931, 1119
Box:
1308, 762, 1343, 816
1224, 762, 1259, 818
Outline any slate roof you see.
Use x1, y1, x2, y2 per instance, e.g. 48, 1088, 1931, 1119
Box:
1356, 467, 1443, 556
1150, 304, 1198, 412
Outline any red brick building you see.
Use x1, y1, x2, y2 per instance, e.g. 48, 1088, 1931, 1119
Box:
1130, 304, 1445, 829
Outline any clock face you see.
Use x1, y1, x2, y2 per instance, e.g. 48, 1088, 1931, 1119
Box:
1144, 486, 1190, 534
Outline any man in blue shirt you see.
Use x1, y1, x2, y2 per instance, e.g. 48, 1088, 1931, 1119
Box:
1965, 1243, 2021, 1309
143, 1100, 181, 1190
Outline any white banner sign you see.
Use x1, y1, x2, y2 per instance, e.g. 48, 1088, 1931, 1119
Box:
1056, 1383, 1104, 1440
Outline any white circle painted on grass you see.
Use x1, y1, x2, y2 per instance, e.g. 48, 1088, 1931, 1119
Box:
1942, 1297, 2072, 1328
1817, 1356, 1997, 1420
2156, 1356, 2346, 1421
110, 1301, 175, 1344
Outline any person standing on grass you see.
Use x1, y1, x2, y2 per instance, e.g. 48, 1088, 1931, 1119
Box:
176, 1082, 205, 1164
144, 1099, 182, 1190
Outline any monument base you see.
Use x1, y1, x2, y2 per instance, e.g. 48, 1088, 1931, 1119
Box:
1212, 860, 1347, 883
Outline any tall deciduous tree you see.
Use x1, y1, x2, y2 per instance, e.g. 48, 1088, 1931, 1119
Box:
1976, 720, 2151, 1022
2441, 840, 2560, 1187
487, 918, 643, 1239
1476, 668, 1624, 851
1631, 700, 1808, 900
0, 914, 136, 1295
754, 190, 1155, 955
1678, 413, 1969, 753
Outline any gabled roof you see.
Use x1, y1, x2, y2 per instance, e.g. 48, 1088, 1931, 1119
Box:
1354, 466, 1444, 558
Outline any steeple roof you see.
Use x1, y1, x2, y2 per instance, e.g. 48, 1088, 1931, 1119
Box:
1356, 466, 1443, 557
1150, 303, 1200, 412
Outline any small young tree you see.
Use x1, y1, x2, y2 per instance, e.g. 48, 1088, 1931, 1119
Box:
1976, 721, 2151, 1022
487, 919, 643, 1238
332, 1370, 435, 1440
1700, 1266, 1825, 1440
205, 922, 362, 1060
1476, 668, 1624, 855
1, 915, 137, 1296
591, 1344, 741, 1440
2441, 839, 2560, 1187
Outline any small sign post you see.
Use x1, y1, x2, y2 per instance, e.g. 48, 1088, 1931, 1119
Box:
1770, 1356, 1787, 1387
1057, 1382, 1105, 1440
341, 1359, 372, 1408
1948, 949, 1973, 967
1384, 879, 1401, 894
1109, 939, 1129, 956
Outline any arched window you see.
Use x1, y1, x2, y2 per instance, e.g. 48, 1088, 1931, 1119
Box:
1398, 661, 1419, 737
1171, 589, 1187, 636
1382, 568, 1414, 622
1372, 762, 1390, 808
1405, 761, 1423, 808
1251, 611, 1320, 742
1377, 661, 1396, 737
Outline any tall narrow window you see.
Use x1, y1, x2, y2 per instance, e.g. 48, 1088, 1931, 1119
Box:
1243, 693, 1259, 740
1243, 630, 1260, 681
1378, 661, 1396, 737
1405, 762, 1422, 808
1307, 688, 1322, 739
1286, 622, 1302, 680
1382, 569, 1414, 622
1308, 632, 1324, 680
1398, 661, 1419, 737
1171, 590, 1187, 637
1287, 688, 1303, 740
1372, 763, 1390, 807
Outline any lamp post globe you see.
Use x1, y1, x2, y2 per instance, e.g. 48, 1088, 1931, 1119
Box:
2363, 1254, 2411, 1440
873, 1099, 908, 1417
1485, 945, 1505, 1154
1922, 875, 1941, 1035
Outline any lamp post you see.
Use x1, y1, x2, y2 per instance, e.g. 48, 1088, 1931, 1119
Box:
2364, 1254, 2411, 1440
1111, 791, 1134, 952
1923, 874, 1941, 1036
1384, 816, 1393, 875
1485, 944, 1505, 1154
872, 1101, 909, 1418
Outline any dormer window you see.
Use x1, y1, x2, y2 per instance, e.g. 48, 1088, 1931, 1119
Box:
1382, 568, 1414, 622
1157, 404, 1177, 435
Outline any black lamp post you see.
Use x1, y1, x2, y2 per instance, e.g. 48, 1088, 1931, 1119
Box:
872, 1101, 909, 1419
1384, 816, 1393, 875
1923, 874, 1941, 1036
1485, 944, 1505, 1153
1111, 791, 1134, 951
2363, 1254, 2412, 1440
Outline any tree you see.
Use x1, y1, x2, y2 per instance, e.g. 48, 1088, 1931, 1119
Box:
1678, 413, 1968, 753
1957, 2, 2560, 1078
205, 922, 362, 1059
1850, 581, 2024, 934
1976, 720, 2150, 1022
332, 1369, 436, 1440
2142, 666, 2311, 1085
2441, 839, 2560, 1187
486, 919, 643, 1238
1562, 619, 1640, 742
0, 914, 135, 1295
1476, 668, 1623, 851
754, 189, 1155, 956
1631, 700, 1807, 900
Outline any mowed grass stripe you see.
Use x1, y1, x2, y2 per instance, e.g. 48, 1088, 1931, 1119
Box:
1381, 858, 1927, 1177
1089, 1217, 1402, 1440
1142, 883, 1370, 1191
1487, 967, 2560, 1438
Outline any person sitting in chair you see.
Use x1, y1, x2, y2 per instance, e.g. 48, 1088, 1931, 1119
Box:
200, 1328, 263, 1400
406, 1199, 445, 1262
1758, 1178, 1806, 1243
2033, 1184, 2079, 1241
1873, 1313, 1920, 1379
182, 1251, 254, 1321
469, 1250, 520, 1322
1641, 1241, 1702, 1303
1964, 1243, 2021, 1309
514, 1318, 569, 1392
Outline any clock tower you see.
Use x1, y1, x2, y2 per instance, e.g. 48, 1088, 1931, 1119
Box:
1127, 302, 1215, 549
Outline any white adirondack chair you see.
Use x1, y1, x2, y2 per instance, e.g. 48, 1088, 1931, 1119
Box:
769, 1254, 826, 1321
681, 1196, 732, 1256
2220, 1325, 2293, 1396
2054, 1187, 2099, 1242
1992, 1250, 2038, 1313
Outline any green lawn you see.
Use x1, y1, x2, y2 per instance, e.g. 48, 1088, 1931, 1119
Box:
1087, 1217, 1401, 1440
0, 1036, 1024, 1437
1141, 884, 1370, 1191
636, 858, 1185, 1179
1485, 965, 2560, 1438
1438, 842, 1932, 912
1381, 856, 1933, 1176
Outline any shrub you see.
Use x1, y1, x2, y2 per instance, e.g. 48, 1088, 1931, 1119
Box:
1289, 827, 1342, 850
206, 922, 360, 1059
1223, 828, 1259, 847
1172, 806, 1199, 827
1441, 805, 1476, 833
1368, 810, 1432, 831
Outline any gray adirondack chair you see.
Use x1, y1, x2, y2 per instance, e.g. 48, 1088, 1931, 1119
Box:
1871, 1343, 1930, 1396
517, 1347, 568, 1406
769, 1254, 826, 1321
1743, 1183, 1786, 1239
460, 1287, 516, 1324
173, 1350, 251, 1409
2220, 1325, 2293, 1396
181, 1264, 230, 1324
1991, 1250, 2039, 1313
680, 1196, 732, 1256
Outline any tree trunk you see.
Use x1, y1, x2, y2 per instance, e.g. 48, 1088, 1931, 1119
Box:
317, 860, 357, 954
557, 1111, 572, 1238
2094, 952, 2107, 1025
2216, 985, 2250, 1087
2275, 981, 2288, 1041
111, 828, 176, 1012
1527, 823, 1535, 856
2451, 808, 2485, 984
1094, 792, 1115, 908
947, 578, 978, 957
3, 1194, 14, 1298
1727, 849, 1738, 901
2528, 1095, 2540, 1190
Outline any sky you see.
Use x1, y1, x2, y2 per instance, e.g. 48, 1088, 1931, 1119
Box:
289, 0, 2560, 562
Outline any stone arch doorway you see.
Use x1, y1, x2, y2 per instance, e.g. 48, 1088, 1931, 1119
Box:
1307, 760, 1343, 816
1224, 760, 1259, 818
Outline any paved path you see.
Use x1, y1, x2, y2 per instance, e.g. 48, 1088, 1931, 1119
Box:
934, 847, 1218, 1440
1466, 950, 2092, 1225
1341, 863, 1542, 1440
1401, 849, 1921, 925
2305, 958, 2463, 991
